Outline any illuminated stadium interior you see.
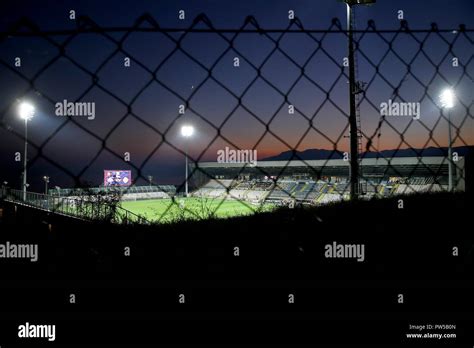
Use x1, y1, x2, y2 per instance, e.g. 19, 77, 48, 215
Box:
190, 156, 470, 205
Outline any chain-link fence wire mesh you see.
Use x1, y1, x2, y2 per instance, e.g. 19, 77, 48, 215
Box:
0, 14, 473, 223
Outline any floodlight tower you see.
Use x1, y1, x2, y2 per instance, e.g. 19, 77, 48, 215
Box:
18, 102, 35, 201
342, 0, 375, 199
440, 88, 455, 191
181, 125, 194, 197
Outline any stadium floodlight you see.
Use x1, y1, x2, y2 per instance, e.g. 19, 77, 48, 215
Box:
440, 88, 456, 191
181, 125, 194, 138
18, 102, 35, 120
341, 0, 375, 4
18, 101, 35, 201
181, 125, 194, 197
440, 88, 455, 109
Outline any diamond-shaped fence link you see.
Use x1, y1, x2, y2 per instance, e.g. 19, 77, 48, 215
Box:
0, 15, 472, 223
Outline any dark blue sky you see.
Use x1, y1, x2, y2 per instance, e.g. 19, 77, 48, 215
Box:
1, 0, 473, 30
0, 0, 472, 190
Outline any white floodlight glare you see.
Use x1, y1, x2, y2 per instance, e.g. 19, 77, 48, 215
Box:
341, 0, 376, 5
181, 125, 194, 137
440, 88, 455, 109
18, 102, 35, 120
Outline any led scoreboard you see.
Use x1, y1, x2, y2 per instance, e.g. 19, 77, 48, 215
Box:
103, 170, 132, 187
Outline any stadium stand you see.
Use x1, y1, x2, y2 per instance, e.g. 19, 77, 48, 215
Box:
49, 185, 176, 201
188, 155, 470, 205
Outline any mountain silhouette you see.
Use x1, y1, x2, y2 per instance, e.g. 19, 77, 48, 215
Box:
262, 146, 473, 161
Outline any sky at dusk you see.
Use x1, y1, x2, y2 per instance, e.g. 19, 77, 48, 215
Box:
0, 0, 473, 189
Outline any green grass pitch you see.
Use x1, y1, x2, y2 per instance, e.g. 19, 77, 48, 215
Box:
121, 197, 274, 223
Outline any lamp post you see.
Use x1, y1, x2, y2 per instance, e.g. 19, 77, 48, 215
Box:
148, 175, 153, 187
1, 181, 7, 199
43, 176, 50, 195
181, 125, 194, 197
18, 102, 35, 201
440, 88, 455, 192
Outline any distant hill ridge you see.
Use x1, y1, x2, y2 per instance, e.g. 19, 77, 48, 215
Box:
261, 146, 473, 161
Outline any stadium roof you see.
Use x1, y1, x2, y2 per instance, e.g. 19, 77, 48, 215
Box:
195, 156, 461, 169
192, 156, 465, 178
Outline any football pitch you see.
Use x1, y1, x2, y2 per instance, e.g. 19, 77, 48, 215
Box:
121, 197, 274, 223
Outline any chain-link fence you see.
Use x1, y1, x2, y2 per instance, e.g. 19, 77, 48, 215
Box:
0, 14, 472, 223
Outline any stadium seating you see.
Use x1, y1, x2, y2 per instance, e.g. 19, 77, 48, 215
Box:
190, 175, 446, 206
49, 185, 176, 202
121, 191, 170, 201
